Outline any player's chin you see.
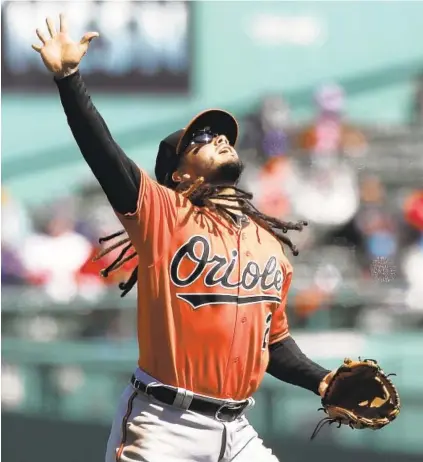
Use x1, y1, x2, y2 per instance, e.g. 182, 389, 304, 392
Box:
209, 158, 244, 184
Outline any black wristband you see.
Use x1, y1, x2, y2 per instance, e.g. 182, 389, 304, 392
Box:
267, 336, 330, 396
54, 70, 81, 86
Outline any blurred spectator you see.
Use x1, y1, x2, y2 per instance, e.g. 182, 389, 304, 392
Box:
238, 94, 291, 163
326, 174, 399, 281
242, 95, 301, 219
355, 175, 399, 281
291, 159, 359, 228
240, 95, 296, 219
20, 209, 93, 301
1, 189, 33, 286
402, 190, 423, 311
253, 156, 293, 218
402, 233, 423, 311
295, 83, 367, 158
1, 183, 138, 301
403, 190, 423, 232
1, 188, 33, 251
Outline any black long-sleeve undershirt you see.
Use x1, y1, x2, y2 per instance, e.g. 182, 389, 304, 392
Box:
55, 71, 141, 215
267, 336, 330, 396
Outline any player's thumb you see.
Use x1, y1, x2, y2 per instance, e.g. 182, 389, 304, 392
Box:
79, 32, 99, 51
318, 370, 335, 397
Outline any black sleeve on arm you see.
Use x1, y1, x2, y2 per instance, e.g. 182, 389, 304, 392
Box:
267, 336, 330, 396
55, 71, 141, 215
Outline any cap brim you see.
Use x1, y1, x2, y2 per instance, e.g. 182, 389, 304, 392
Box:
176, 109, 239, 155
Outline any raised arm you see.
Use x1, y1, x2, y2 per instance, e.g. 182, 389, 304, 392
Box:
31, 14, 140, 215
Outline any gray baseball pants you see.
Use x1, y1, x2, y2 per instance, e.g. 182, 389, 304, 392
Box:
105, 369, 279, 462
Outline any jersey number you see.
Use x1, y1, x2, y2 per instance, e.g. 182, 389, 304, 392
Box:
262, 313, 272, 350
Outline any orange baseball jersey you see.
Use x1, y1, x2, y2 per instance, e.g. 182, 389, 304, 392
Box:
117, 169, 293, 401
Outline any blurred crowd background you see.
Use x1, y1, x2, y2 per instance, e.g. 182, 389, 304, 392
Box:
2, 2, 423, 462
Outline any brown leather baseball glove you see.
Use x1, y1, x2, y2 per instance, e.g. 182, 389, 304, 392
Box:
311, 358, 400, 440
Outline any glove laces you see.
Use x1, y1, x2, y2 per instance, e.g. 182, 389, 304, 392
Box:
310, 409, 354, 440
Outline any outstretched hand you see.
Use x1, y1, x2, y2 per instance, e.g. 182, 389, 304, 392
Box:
31, 14, 99, 78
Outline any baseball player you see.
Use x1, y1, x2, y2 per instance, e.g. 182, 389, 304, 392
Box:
32, 15, 336, 462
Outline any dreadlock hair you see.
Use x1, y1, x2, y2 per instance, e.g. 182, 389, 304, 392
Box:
94, 178, 307, 297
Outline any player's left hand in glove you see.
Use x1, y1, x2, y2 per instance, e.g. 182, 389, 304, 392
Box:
31, 14, 99, 78
312, 358, 400, 439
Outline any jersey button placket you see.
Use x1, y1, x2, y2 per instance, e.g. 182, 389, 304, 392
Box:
221, 224, 241, 396
231, 227, 249, 394
224, 224, 244, 394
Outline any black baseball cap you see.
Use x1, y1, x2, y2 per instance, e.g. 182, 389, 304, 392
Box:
154, 109, 239, 188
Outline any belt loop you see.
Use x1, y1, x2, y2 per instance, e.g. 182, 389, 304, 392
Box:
132, 378, 140, 390
173, 387, 194, 410
144, 381, 161, 394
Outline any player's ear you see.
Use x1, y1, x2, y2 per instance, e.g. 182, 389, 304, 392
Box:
172, 171, 182, 184
172, 171, 191, 184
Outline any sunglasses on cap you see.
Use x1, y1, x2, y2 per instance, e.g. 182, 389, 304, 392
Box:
181, 128, 219, 154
